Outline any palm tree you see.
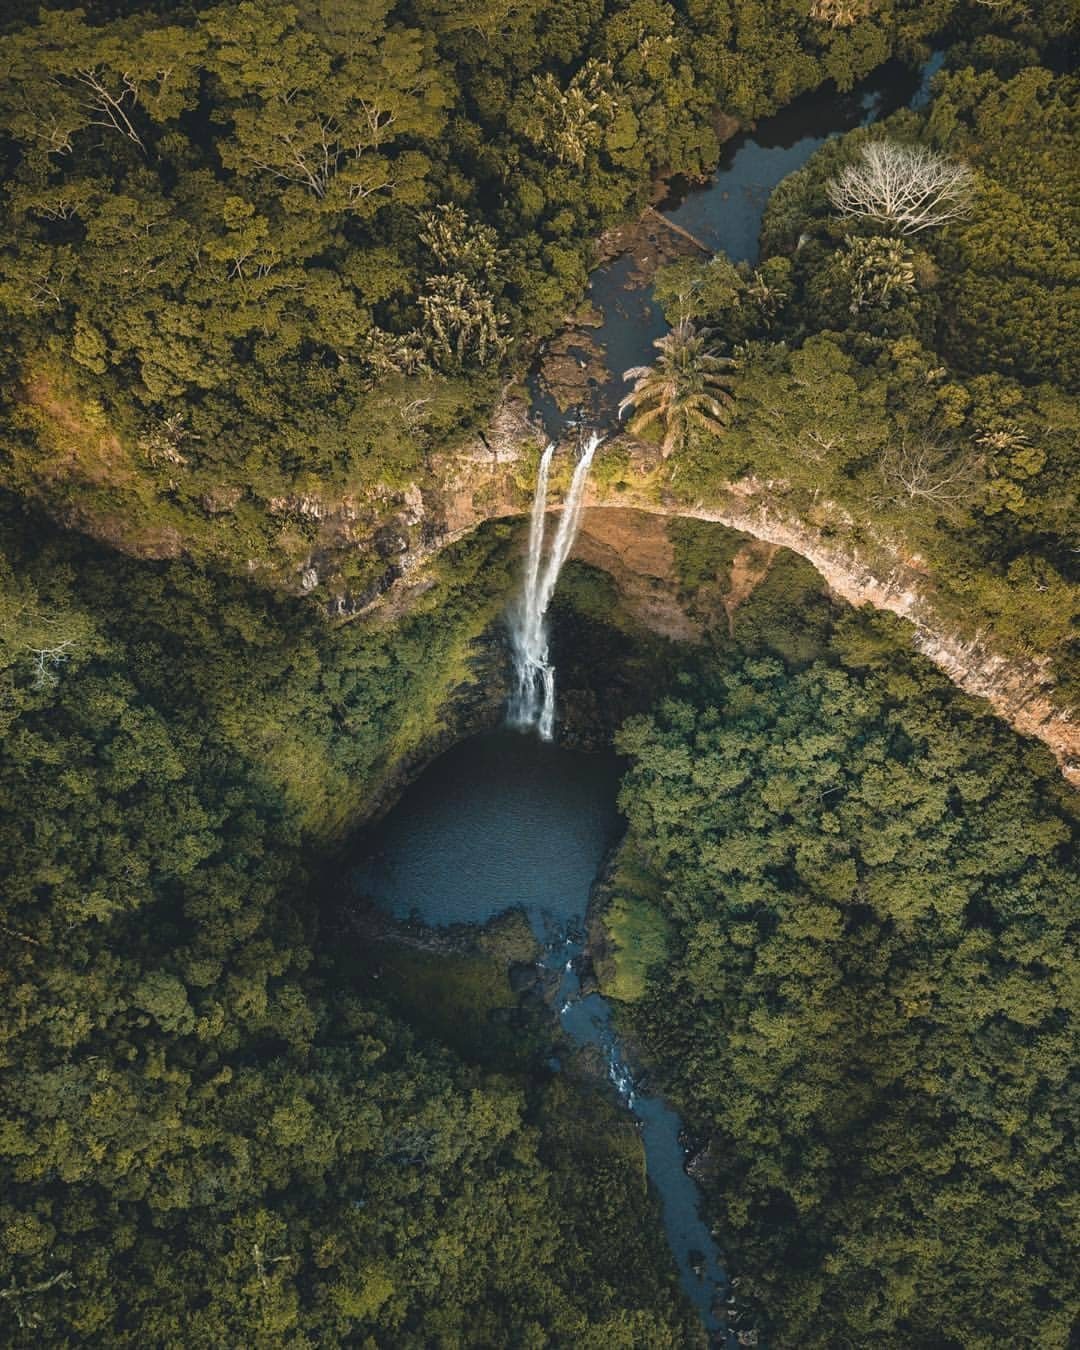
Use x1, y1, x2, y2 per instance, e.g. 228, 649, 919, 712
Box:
619, 320, 736, 456
839, 235, 917, 312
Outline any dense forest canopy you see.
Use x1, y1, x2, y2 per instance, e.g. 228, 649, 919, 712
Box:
614, 631, 1079, 1346
0, 0, 953, 500
1, 0, 1078, 1346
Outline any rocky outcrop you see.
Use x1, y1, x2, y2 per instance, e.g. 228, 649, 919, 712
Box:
659, 492, 1077, 785
23, 358, 1077, 785
571, 508, 702, 642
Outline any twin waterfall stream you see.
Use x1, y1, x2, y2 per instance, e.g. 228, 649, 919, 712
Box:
508, 433, 601, 739
360, 52, 945, 1345
502, 434, 736, 1343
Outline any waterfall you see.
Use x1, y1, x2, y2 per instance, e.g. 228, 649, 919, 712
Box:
509, 441, 555, 730
509, 432, 601, 739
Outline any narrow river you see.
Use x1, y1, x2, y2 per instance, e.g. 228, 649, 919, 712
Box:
358, 47, 942, 1346
352, 731, 734, 1338
531, 49, 943, 436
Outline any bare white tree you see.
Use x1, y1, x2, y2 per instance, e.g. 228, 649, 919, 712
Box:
877, 432, 982, 512
29, 639, 76, 690
827, 141, 975, 235
1, 1269, 74, 1329
66, 65, 146, 152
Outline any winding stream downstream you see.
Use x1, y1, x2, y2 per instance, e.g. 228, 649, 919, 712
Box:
359, 49, 943, 1345
353, 732, 734, 1336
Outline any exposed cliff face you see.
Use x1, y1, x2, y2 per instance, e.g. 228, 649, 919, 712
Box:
570, 509, 702, 642
347, 413, 1080, 788
18, 372, 1078, 786
662, 497, 1078, 787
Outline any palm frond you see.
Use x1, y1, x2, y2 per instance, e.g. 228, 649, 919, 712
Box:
626, 405, 667, 435
618, 319, 737, 455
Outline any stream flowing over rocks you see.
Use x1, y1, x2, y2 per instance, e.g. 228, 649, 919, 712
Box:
350, 731, 745, 1344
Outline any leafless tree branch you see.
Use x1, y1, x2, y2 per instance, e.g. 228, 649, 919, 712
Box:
828, 141, 975, 235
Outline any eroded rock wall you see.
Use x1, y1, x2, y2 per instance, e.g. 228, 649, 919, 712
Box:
368, 420, 1080, 787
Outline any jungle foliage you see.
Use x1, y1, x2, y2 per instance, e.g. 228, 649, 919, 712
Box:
0, 500, 700, 1345
0, 0, 952, 565
614, 621, 1080, 1348
653, 39, 1079, 700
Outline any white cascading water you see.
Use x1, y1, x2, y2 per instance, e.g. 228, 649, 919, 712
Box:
508, 441, 555, 730
509, 432, 601, 739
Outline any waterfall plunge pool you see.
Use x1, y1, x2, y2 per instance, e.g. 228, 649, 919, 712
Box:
346, 42, 951, 1345
350, 730, 735, 1343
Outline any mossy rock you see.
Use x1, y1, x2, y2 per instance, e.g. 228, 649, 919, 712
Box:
477, 907, 539, 965
596, 853, 671, 1003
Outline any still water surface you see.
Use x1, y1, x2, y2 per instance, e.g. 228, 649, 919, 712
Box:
356, 732, 623, 934
354, 731, 735, 1340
